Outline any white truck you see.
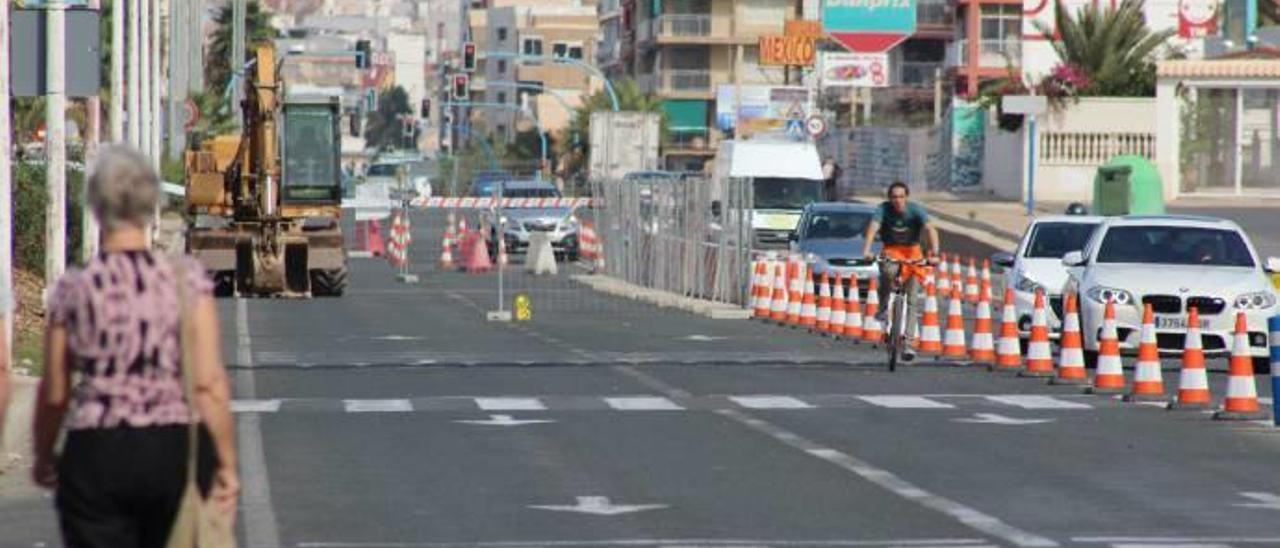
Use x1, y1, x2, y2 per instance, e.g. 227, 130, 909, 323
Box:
712, 137, 825, 248
589, 111, 661, 181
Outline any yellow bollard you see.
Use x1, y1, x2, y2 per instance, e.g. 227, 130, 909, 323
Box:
514, 293, 533, 322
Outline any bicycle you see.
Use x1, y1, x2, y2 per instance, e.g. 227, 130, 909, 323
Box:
875, 256, 931, 372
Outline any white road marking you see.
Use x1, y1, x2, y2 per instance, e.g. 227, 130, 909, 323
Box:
1074, 537, 1280, 544
729, 396, 814, 409
297, 538, 993, 547
985, 395, 1092, 410
1234, 491, 1280, 510
953, 413, 1055, 426
343, 399, 414, 413
860, 396, 956, 409
231, 399, 282, 413
455, 414, 555, 426
234, 298, 282, 548
684, 335, 729, 341
604, 396, 684, 411
1109, 544, 1233, 548
475, 397, 547, 411
529, 496, 668, 516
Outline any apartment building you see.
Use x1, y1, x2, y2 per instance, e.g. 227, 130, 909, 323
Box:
949, 0, 1022, 97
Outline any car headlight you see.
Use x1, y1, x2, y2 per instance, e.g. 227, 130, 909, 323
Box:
1014, 272, 1043, 293
1234, 291, 1277, 310
804, 253, 821, 265
1086, 286, 1134, 305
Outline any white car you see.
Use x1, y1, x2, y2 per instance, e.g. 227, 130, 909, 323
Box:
992, 215, 1102, 337
1062, 215, 1280, 367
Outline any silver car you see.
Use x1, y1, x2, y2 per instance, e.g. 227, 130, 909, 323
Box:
789, 202, 880, 290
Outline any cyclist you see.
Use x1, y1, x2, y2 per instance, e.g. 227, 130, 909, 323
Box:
860, 181, 941, 360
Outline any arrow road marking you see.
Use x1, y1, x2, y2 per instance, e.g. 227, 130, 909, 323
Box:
683, 335, 728, 341
371, 335, 424, 341
454, 414, 556, 426
1235, 492, 1280, 510
529, 496, 668, 516
953, 413, 1055, 426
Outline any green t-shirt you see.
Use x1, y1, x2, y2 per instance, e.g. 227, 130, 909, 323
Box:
873, 201, 929, 246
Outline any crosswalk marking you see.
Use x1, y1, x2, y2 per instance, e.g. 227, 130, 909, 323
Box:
344, 399, 413, 413
728, 396, 814, 409
232, 399, 282, 413
605, 396, 684, 411
859, 395, 956, 409
985, 395, 1092, 409
475, 397, 547, 411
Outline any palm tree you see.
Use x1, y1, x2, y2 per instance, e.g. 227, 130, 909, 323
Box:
205, 1, 278, 97
1042, 0, 1174, 96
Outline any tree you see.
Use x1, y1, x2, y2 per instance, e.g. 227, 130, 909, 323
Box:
364, 86, 415, 151
205, 1, 277, 97
556, 79, 663, 177
1042, 0, 1174, 96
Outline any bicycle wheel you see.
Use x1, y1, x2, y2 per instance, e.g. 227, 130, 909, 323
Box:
886, 290, 905, 372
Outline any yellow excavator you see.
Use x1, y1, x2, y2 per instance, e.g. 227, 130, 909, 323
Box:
184, 45, 347, 297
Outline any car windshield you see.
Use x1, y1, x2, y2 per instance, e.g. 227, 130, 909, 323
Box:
805, 211, 871, 239
367, 164, 399, 177
1096, 225, 1255, 267
753, 177, 822, 210
1025, 222, 1098, 258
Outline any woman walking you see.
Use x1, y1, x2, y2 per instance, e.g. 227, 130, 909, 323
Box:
31, 145, 239, 547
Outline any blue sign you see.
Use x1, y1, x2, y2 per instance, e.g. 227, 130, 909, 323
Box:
822, 0, 917, 53
1270, 315, 1279, 426
786, 119, 806, 140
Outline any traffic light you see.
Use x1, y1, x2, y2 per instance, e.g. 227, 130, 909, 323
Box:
355, 39, 371, 69
420, 98, 431, 119
462, 42, 477, 72
451, 74, 469, 101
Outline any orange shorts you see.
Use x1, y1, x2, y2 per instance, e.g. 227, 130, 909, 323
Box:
881, 244, 931, 283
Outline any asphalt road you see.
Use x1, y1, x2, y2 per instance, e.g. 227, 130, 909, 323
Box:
3, 208, 1279, 548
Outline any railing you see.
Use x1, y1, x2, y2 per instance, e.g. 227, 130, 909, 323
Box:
667, 130, 712, 150
953, 39, 1022, 67
900, 62, 943, 87
917, 0, 954, 26
1039, 132, 1155, 165
652, 14, 713, 38
652, 69, 713, 93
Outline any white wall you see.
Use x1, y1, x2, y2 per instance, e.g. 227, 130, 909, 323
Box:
388, 33, 427, 112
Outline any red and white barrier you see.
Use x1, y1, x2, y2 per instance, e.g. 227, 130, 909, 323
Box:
411, 197, 595, 209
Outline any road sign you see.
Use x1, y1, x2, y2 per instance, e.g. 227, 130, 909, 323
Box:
805, 116, 827, 137
819, 52, 889, 87
786, 102, 807, 120
786, 119, 806, 140
822, 0, 918, 53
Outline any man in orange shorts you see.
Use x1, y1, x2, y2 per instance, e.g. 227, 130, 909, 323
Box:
860, 181, 940, 360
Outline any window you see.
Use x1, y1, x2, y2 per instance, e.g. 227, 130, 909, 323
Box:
1096, 226, 1255, 267
568, 45, 584, 60
979, 4, 1020, 42
552, 42, 568, 58
497, 27, 508, 41
1024, 222, 1099, 258
497, 124, 507, 135
521, 37, 543, 56
497, 59, 507, 74
497, 91, 507, 103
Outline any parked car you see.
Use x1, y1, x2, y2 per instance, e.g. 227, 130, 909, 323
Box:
991, 215, 1103, 337
788, 202, 880, 289
483, 180, 580, 261
364, 159, 431, 200
1062, 215, 1280, 369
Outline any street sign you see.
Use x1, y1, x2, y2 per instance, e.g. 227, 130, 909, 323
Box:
806, 116, 827, 137
786, 119, 806, 140
183, 99, 200, 131
819, 52, 889, 87
786, 102, 807, 120
759, 35, 816, 66
822, 0, 918, 53
1001, 95, 1048, 115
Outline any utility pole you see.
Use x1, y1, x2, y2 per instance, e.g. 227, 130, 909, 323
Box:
128, 0, 140, 146
140, 0, 152, 157
47, 0, 68, 288
168, 0, 188, 158
232, 0, 245, 129
111, 0, 125, 142
149, 0, 161, 169
0, 0, 13, 360
84, 0, 104, 261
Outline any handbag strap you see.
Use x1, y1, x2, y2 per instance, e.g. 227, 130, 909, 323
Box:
172, 257, 200, 486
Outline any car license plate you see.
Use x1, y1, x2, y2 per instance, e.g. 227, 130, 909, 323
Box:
1154, 316, 1208, 329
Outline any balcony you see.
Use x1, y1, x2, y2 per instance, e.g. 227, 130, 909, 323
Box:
665, 129, 714, 153
900, 62, 944, 87
917, 0, 954, 27
952, 39, 1022, 68
642, 69, 713, 95
652, 14, 713, 39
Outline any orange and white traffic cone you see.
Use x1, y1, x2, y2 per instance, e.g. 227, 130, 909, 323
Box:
1168, 307, 1212, 410
844, 274, 864, 341
861, 277, 882, 345
1213, 312, 1269, 420
1125, 304, 1167, 402
994, 288, 1023, 372
964, 257, 979, 304
942, 286, 968, 360
969, 285, 995, 364
496, 234, 510, 269
980, 259, 992, 300
799, 270, 818, 329
949, 255, 963, 296
936, 253, 951, 296
1020, 289, 1054, 377
815, 273, 832, 333
769, 263, 788, 323
786, 259, 803, 326
751, 259, 771, 318
917, 280, 943, 355
1051, 293, 1089, 385
1088, 299, 1128, 395
828, 276, 847, 337
439, 225, 455, 270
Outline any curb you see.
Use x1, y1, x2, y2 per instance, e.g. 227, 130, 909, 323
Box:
1, 373, 38, 474
571, 275, 753, 320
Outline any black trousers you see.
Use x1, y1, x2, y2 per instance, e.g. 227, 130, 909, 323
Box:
55, 425, 216, 548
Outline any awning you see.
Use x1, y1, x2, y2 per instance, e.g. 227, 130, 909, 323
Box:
663, 99, 708, 133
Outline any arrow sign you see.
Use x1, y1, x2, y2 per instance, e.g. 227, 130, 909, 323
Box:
455, 414, 556, 427
530, 496, 668, 516
953, 413, 1055, 426
1235, 492, 1280, 510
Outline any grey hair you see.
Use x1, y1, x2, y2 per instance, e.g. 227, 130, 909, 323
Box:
86, 144, 160, 230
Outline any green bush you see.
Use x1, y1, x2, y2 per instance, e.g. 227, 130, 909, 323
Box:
13, 162, 85, 272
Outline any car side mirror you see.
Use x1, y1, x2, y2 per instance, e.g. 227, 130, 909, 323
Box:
990, 251, 1015, 269
1266, 257, 1280, 273
1062, 251, 1085, 267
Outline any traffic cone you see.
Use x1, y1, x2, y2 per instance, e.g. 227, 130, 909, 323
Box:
458, 216, 469, 233
994, 287, 1023, 371
1168, 307, 1211, 410
949, 255, 963, 296
936, 253, 951, 296
1213, 312, 1269, 420
799, 270, 818, 329
964, 257, 979, 304
1051, 293, 1089, 385
829, 275, 847, 337
461, 231, 493, 273
969, 286, 995, 364
1020, 289, 1054, 377
981, 259, 992, 299
942, 286, 968, 360
1125, 304, 1167, 402
786, 258, 803, 326
496, 236, 509, 269
917, 280, 943, 355
769, 263, 788, 323
844, 274, 863, 341
861, 277, 882, 344
1088, 300, 1127, 394
438, 222, 454, 269
751, 260, 769, 318
815, 273, 832, 333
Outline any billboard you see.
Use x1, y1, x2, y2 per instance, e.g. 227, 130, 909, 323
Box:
715, 85, 811, 136
819, 52, 890, 87
821, 0, 918, 53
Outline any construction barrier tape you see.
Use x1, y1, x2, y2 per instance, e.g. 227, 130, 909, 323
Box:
410, 197, 596, 209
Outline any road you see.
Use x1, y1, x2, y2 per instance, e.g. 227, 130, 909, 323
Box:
2, 209, 1278, 548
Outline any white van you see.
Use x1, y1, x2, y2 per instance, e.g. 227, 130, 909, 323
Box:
712, 137, 825, 248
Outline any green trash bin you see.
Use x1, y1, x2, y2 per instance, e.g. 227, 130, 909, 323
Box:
1092, 155, 1165, 216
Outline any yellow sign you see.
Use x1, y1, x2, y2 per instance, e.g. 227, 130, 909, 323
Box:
785, 20, 823, 39
514, 293, 533, 322
759, 35, 816, 67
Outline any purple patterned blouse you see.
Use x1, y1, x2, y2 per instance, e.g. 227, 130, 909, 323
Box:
48, 251, 213, 430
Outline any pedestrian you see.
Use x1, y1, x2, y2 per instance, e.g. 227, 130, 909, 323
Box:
822, 156, 843, 201
31, 144, 239, 547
